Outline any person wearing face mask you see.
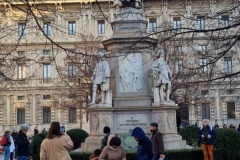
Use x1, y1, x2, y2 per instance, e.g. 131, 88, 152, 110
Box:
150, 123, 165, 160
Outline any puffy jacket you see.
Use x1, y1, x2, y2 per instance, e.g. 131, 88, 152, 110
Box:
131, 127, 153, 160
198, 125, 216, 145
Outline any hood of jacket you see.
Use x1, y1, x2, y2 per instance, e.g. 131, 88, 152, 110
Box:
131, 127, 146, 140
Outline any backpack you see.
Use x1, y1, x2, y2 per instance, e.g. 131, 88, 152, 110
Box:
1, 136, 7, 146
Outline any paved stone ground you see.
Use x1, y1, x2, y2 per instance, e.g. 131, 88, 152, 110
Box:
0, 152, 17, 160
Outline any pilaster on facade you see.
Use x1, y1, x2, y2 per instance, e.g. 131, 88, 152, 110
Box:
0, 96, 4, 125
221, 97, 228, 119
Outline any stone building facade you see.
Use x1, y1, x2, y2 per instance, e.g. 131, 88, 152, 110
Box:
0, 0, 239, 134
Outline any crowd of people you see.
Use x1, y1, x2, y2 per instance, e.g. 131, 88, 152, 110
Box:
91, 123, 165, 160
1, 122, 72, 160
1, 121, 240, 160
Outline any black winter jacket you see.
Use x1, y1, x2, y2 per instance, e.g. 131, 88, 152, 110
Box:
198, 125, 216, 145
15, 130, 30, 157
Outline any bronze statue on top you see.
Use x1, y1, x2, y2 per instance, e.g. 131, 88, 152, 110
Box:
114, 0, 142, 9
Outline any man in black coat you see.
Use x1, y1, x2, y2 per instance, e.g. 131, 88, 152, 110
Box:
150, 123, 165, 160
15, 124, 30, 160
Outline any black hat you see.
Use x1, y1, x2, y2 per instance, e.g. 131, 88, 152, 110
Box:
150, 122, 158, 128
103, 126, 110, 133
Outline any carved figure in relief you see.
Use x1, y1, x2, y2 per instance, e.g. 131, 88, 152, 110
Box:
152, 49, 173, 103
113, 0, 142, 9
90, 52, 111, 105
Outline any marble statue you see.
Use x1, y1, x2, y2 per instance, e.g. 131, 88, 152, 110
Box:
114, 0, 142, 9
90, 52, 111, 105
152, 49, 173, 103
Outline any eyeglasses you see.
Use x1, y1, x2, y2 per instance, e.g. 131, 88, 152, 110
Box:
203, 121, 208, 122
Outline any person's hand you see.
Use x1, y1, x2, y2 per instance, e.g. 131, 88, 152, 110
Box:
202, 135, 205, 138
159, 154, 165, 160
160, 154, 165, 158
207, 135, 211, 139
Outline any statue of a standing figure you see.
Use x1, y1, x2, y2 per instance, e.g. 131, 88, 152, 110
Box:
113, 0, 142, 9
152, 49, 173, 104
90, 52, 111, 106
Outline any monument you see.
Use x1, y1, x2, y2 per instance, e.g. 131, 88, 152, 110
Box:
81, 0, 190, 151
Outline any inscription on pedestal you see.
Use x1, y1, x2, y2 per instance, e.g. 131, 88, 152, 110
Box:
116, 113, 149, 130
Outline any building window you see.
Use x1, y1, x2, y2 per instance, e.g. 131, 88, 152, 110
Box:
69, 93, 76, 99
220, 15, 229, 27
17, 96, 25, 101
17, 108, 25, 124
175, 59, 183, 73
43, 22, 51, 36
68, 62, 78, 77
97, 20, 105, 34
69, 107, 77, 123
202, 103, 210, 119
18, 23, 26, 37
199, 58, 207, 73
43, 107, 51, 123
68, 21, 76, 35
175, 46, 182, 51
197, 16, 205, 30
224, 57, 232, 74
43, 95, 51, 100
201, 90, 209, 96
18, 51, 25, 57
99, 48, 105, 52
18, 65, 26, 79
198, 45, 206, 52
43, 63, 51, 83
43, 50, 51, 56
227, 102, 235, 119
149, 18, 156, 32
173, 17, 181, 29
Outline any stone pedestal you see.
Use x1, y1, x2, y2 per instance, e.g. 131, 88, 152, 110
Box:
81, 104, 191, 151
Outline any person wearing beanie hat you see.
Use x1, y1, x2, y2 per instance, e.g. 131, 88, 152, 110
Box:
150, 123, 165, 160
131, 127, 153, 160
101, 126, 113, 149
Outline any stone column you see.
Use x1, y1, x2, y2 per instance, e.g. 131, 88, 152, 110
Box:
32, 94, 36, 124
6, 95, 11, 125
215, 90, 221, 125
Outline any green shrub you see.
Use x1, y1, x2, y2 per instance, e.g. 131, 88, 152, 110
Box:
178, 125, 199, 146
66, 128, 89, 149
31, 132, 48, 160
215, 128, 240, 160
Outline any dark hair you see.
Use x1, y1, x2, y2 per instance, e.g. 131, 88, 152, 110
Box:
94, 149, 102, 156
4, 131, 10, 135
47, 121, 61, 139
109, 136, 121, 147
103, 126, 110, 134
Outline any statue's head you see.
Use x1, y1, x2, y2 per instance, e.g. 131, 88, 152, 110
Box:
155, 49, 165, 58
97, 52, 105, 60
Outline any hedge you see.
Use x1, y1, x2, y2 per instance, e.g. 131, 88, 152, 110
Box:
178, 126, 240, 160
178, 125, 199, 147
66, 128, 89, 149
70, 149, 222, 160
215, 128, 240, 160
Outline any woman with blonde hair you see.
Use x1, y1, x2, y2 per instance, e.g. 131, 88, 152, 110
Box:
40, 122, 73, 160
